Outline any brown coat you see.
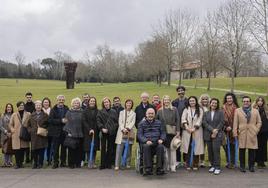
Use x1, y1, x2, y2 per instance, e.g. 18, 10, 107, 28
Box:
9, 112, 30, 150
233, 108, 262, 149
28, 111, 48, 150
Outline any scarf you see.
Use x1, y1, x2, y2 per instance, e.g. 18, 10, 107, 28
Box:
223, 104, 237, 127
243, 107, 252, 123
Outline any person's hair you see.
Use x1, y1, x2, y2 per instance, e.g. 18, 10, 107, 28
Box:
210, 98, 220, 111
223, 92, 239, 107
187, 96, 200, 117
199, 94, 210, 107
4, 103, 14, 114
242, 96, 251, 102
124, 99, 134, 109
25, 92, 32, 97
152, 94, 160, 98
71, 97, 82, 108
176, 85, 186, 92
113, 96, 121, 101
89, 96, 98, 109
56, 95, 65, 100
16, 101, 25, 108
34, 100, 42, 105
83, 93, 90, 97
161, 95, 173, 110
253, 96, 268, 117
140, 92, 149, 98
102, 97, 111, 109
42, 97, 51, 108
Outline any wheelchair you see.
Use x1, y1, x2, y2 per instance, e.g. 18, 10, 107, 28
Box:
135, 143, 168, 175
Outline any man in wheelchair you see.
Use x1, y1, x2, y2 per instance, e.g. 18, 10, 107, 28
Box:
138, 108, 166, 175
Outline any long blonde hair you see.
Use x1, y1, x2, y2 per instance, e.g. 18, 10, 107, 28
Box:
160, 95, 173, 110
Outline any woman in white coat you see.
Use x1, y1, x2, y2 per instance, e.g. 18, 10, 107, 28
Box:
181, 96, 204, 170
114, 99, 136, 170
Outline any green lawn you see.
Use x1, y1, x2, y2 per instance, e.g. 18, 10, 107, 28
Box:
0, 78, 266, 168
172, 77, 268, 94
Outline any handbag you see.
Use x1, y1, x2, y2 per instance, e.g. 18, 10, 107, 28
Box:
19, 126, 31, 141
162, 109, 176, 135
37, 123, 48, 137
122, 111, 135, 141
64, 135, 79, 149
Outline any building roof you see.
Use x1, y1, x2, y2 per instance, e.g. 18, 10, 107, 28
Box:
172, 60, 201, 71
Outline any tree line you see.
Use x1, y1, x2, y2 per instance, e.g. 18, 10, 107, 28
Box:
1, 0, 268, 90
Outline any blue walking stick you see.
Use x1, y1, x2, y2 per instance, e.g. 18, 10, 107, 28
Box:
234, 137, 239, 168
226, 132, 231, 166
189, 132, 195, 168
88, 133, 95, 165
121, 133, 130, 167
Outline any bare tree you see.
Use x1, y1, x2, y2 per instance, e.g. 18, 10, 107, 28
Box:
153, 9, 198, 86
249, 0, 268, 54
217, 0, 251, 92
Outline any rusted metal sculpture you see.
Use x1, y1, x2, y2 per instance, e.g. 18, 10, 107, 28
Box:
64, 62, 77, 89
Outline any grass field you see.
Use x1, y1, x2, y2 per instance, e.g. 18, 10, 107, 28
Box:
172, 77, 268, 94
0, 78, 267, 168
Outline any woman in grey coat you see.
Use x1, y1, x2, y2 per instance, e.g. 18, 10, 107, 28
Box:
202, 98, 224, 175
63, 97, 84, 169
157, 95, 180, 172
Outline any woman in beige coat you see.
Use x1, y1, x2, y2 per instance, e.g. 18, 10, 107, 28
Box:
233, 96, 262, 173
114, 99, 136, 170
9, 101, 31, 169
181, 96, 204, 170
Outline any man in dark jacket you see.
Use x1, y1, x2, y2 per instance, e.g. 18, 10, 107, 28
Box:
172, 86, 187, 167
138, 108, 166, 175
112, 96, 124, 117
135, 92, 155, 129
24, 92, 35, 163
48, 95, 69, 169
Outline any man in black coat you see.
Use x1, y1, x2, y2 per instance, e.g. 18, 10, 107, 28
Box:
138, 108, 166, 175
24, 92, 35, 163
48, 95, 69, 169
135, 92, 155, 129
112, 96, 124, 117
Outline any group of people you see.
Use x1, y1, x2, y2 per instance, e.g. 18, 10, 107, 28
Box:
0, 87, 267, 176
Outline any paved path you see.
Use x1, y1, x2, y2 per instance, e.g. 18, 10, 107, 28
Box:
0, 167, 267, 188
168, 83, 267, 96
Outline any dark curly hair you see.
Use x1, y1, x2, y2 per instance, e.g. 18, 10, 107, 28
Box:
187, 96, 201, 117
223, 92, 239, 107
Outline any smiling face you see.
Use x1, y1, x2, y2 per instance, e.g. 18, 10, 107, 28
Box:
6, 104, 13, 113
210, 100, 218, 110
73, 100, 81, 109
163, 97, 171, 107
189, 97, 196, 108
125, 101, 133, 110
42, 99, 50, 109
257, 98, 264, 107
242, 97, 251, 108
35, 103, 42, 112
89, 98, 96, 108
57, 96, 65, 106
18, 103, 24, 111
26, 95, 32, 103
177, 88, 185, 98
146, 108, 155, 121
201, 97, 209, 107
226, 95, 233, 105
103, 99, 111, 109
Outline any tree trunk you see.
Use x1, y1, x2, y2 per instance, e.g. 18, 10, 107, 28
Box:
207, 72, 211, 91
230, 71, 234, 93
179, 70, 182, 86
167, 69, 171, 86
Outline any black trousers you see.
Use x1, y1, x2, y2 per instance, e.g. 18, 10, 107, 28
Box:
46, 136, 53, 163
239, 148, 255, 169
143, 143, 164, 170
32, 148, 45, 167
15, 148, 26, 167
68, 139, 83, 167
256, 133, 268, 164
207, 140, 221, 169
25, 147, 31, 162
52, 133, 67, 166
176, 147, 181, 162
100, 134, 116, 168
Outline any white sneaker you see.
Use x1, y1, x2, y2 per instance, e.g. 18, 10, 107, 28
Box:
214, 169, 221, 175
209, 167, 215, 173
81, 161, 84, 167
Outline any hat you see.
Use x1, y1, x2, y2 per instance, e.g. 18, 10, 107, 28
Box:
170, 137, 181, 150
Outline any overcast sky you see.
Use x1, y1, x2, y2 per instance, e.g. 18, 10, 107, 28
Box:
0, 0, 226, 63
